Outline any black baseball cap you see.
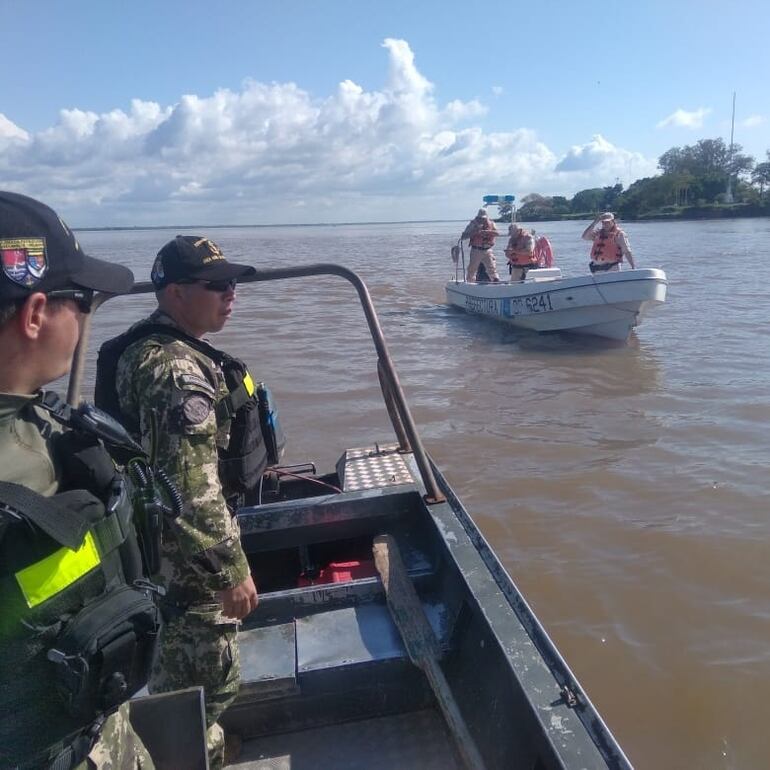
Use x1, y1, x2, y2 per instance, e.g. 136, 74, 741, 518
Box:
151, 235, 256, 288
0, 191, 134, 300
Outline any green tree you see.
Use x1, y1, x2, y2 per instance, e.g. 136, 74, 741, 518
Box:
570, 188, 605, 213
657, 138, 752, 177
616, 176, 679, 217
751, 151, 770, 200
518, 194, 555, 220
496, 202, 513, 222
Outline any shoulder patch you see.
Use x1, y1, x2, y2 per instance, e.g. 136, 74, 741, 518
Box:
182, 394, 213, 425
178, 373, 217, 395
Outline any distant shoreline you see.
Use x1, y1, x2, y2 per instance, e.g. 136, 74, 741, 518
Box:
73, 206, 770, 232
517, 204, 770, 225
73, 218, 465, 232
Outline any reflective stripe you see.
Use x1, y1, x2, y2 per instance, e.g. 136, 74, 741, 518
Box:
243, 372, 255, 397
15, 531, 101, 608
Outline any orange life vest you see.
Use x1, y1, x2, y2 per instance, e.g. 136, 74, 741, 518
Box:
505, 233, 538, 267
590, 227, 623, 264
469, 222, 496, 249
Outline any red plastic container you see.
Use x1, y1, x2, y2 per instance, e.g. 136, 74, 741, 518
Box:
298, 559, 378, 587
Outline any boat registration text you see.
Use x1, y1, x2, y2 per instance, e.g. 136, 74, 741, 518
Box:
503, 293, 554, 317
463, 293, 554, 317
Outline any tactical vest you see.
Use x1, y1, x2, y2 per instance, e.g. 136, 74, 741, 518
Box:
95, 323, 284, 498
0, 395, 162, 769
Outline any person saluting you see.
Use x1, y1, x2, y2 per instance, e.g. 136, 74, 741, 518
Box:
581, 211, 635, 273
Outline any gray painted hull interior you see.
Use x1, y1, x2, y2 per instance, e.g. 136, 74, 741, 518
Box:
218, 444, 631, 769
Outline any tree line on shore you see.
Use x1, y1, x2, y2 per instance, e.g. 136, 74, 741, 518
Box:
507, 139, 770, 222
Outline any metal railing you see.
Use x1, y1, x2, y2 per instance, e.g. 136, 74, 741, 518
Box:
68, 263, 445, 504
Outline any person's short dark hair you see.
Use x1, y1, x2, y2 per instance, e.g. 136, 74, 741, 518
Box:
0, 298, 24, 326
0, 191, 133, 302
151, 235, 256, 288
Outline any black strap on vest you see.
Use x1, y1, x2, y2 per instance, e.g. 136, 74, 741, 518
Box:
0, 481, 91, 550
96, 323, 251, 428
0, 482, 133, 585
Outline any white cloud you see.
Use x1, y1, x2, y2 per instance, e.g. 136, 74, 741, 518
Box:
554, 134, 657, 189
741, 114, 765, 128
656, 107, 711, 129
1, 40, 657, 225
0, 113, 29, 143
443, 99, 487, 122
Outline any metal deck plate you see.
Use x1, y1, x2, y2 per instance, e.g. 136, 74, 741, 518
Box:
338, 445, 414, 492
238, 623, 298, 703
227, 709, 461, 769
295, 603, 449, 672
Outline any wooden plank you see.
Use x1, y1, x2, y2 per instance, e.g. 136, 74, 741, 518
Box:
373, 534, 487, 770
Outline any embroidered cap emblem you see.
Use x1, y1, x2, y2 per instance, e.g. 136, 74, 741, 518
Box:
195, 238, 224, 264
1, 238, 48, 287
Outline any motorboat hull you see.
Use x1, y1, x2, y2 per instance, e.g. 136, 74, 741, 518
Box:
446, 268, 667, 341
219, 444, 631, 769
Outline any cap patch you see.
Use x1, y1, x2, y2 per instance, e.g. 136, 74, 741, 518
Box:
194, 238, 224, 264
151, 257, 165, 284
1, 238, 48, 287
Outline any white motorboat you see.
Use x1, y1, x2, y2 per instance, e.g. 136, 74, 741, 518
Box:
445, 267, 668, 341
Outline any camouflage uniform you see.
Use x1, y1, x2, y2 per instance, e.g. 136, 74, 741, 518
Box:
77, 704, 154, 770
0, 394, 155, 770
115, 309, 250, 770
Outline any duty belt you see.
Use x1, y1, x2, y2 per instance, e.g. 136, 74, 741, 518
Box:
590, 260, 620, 273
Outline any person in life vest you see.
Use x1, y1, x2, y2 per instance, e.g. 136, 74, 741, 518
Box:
95, 236, 262, 770
504, 223, 538, 281
0, 191, 160, 769
461, 209, 501, 282
581, 212, 635, 273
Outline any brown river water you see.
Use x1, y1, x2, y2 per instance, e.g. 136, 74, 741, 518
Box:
74, 218, 770, 770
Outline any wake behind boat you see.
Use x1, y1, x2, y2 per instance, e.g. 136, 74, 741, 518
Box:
446, 267, 668, 341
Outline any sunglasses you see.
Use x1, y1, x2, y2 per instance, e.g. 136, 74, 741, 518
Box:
178, 278, 237, 293
47, 289, 94, 314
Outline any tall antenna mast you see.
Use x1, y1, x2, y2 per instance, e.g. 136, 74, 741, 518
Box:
725, 91, 736, 203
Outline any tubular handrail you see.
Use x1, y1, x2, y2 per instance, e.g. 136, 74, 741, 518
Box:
67, 263, 445, 504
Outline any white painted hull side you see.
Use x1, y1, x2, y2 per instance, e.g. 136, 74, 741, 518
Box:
445, 268, 667, 341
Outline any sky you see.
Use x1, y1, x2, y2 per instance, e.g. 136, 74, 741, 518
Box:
1, 0, 768, 226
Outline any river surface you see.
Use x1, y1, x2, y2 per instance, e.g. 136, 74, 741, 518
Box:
75, 218, 770, 770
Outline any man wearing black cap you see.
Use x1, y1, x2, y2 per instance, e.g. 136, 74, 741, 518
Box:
0, 191, 157, 768
95, 235, 263, 770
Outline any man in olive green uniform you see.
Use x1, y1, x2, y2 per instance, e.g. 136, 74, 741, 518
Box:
106, 236, 259, 770
0, 191, 153, 769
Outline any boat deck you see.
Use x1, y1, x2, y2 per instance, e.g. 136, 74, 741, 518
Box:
227, 709, 461, 769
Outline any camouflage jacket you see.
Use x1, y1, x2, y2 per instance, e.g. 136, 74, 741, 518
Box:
115, 309, 250, 608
